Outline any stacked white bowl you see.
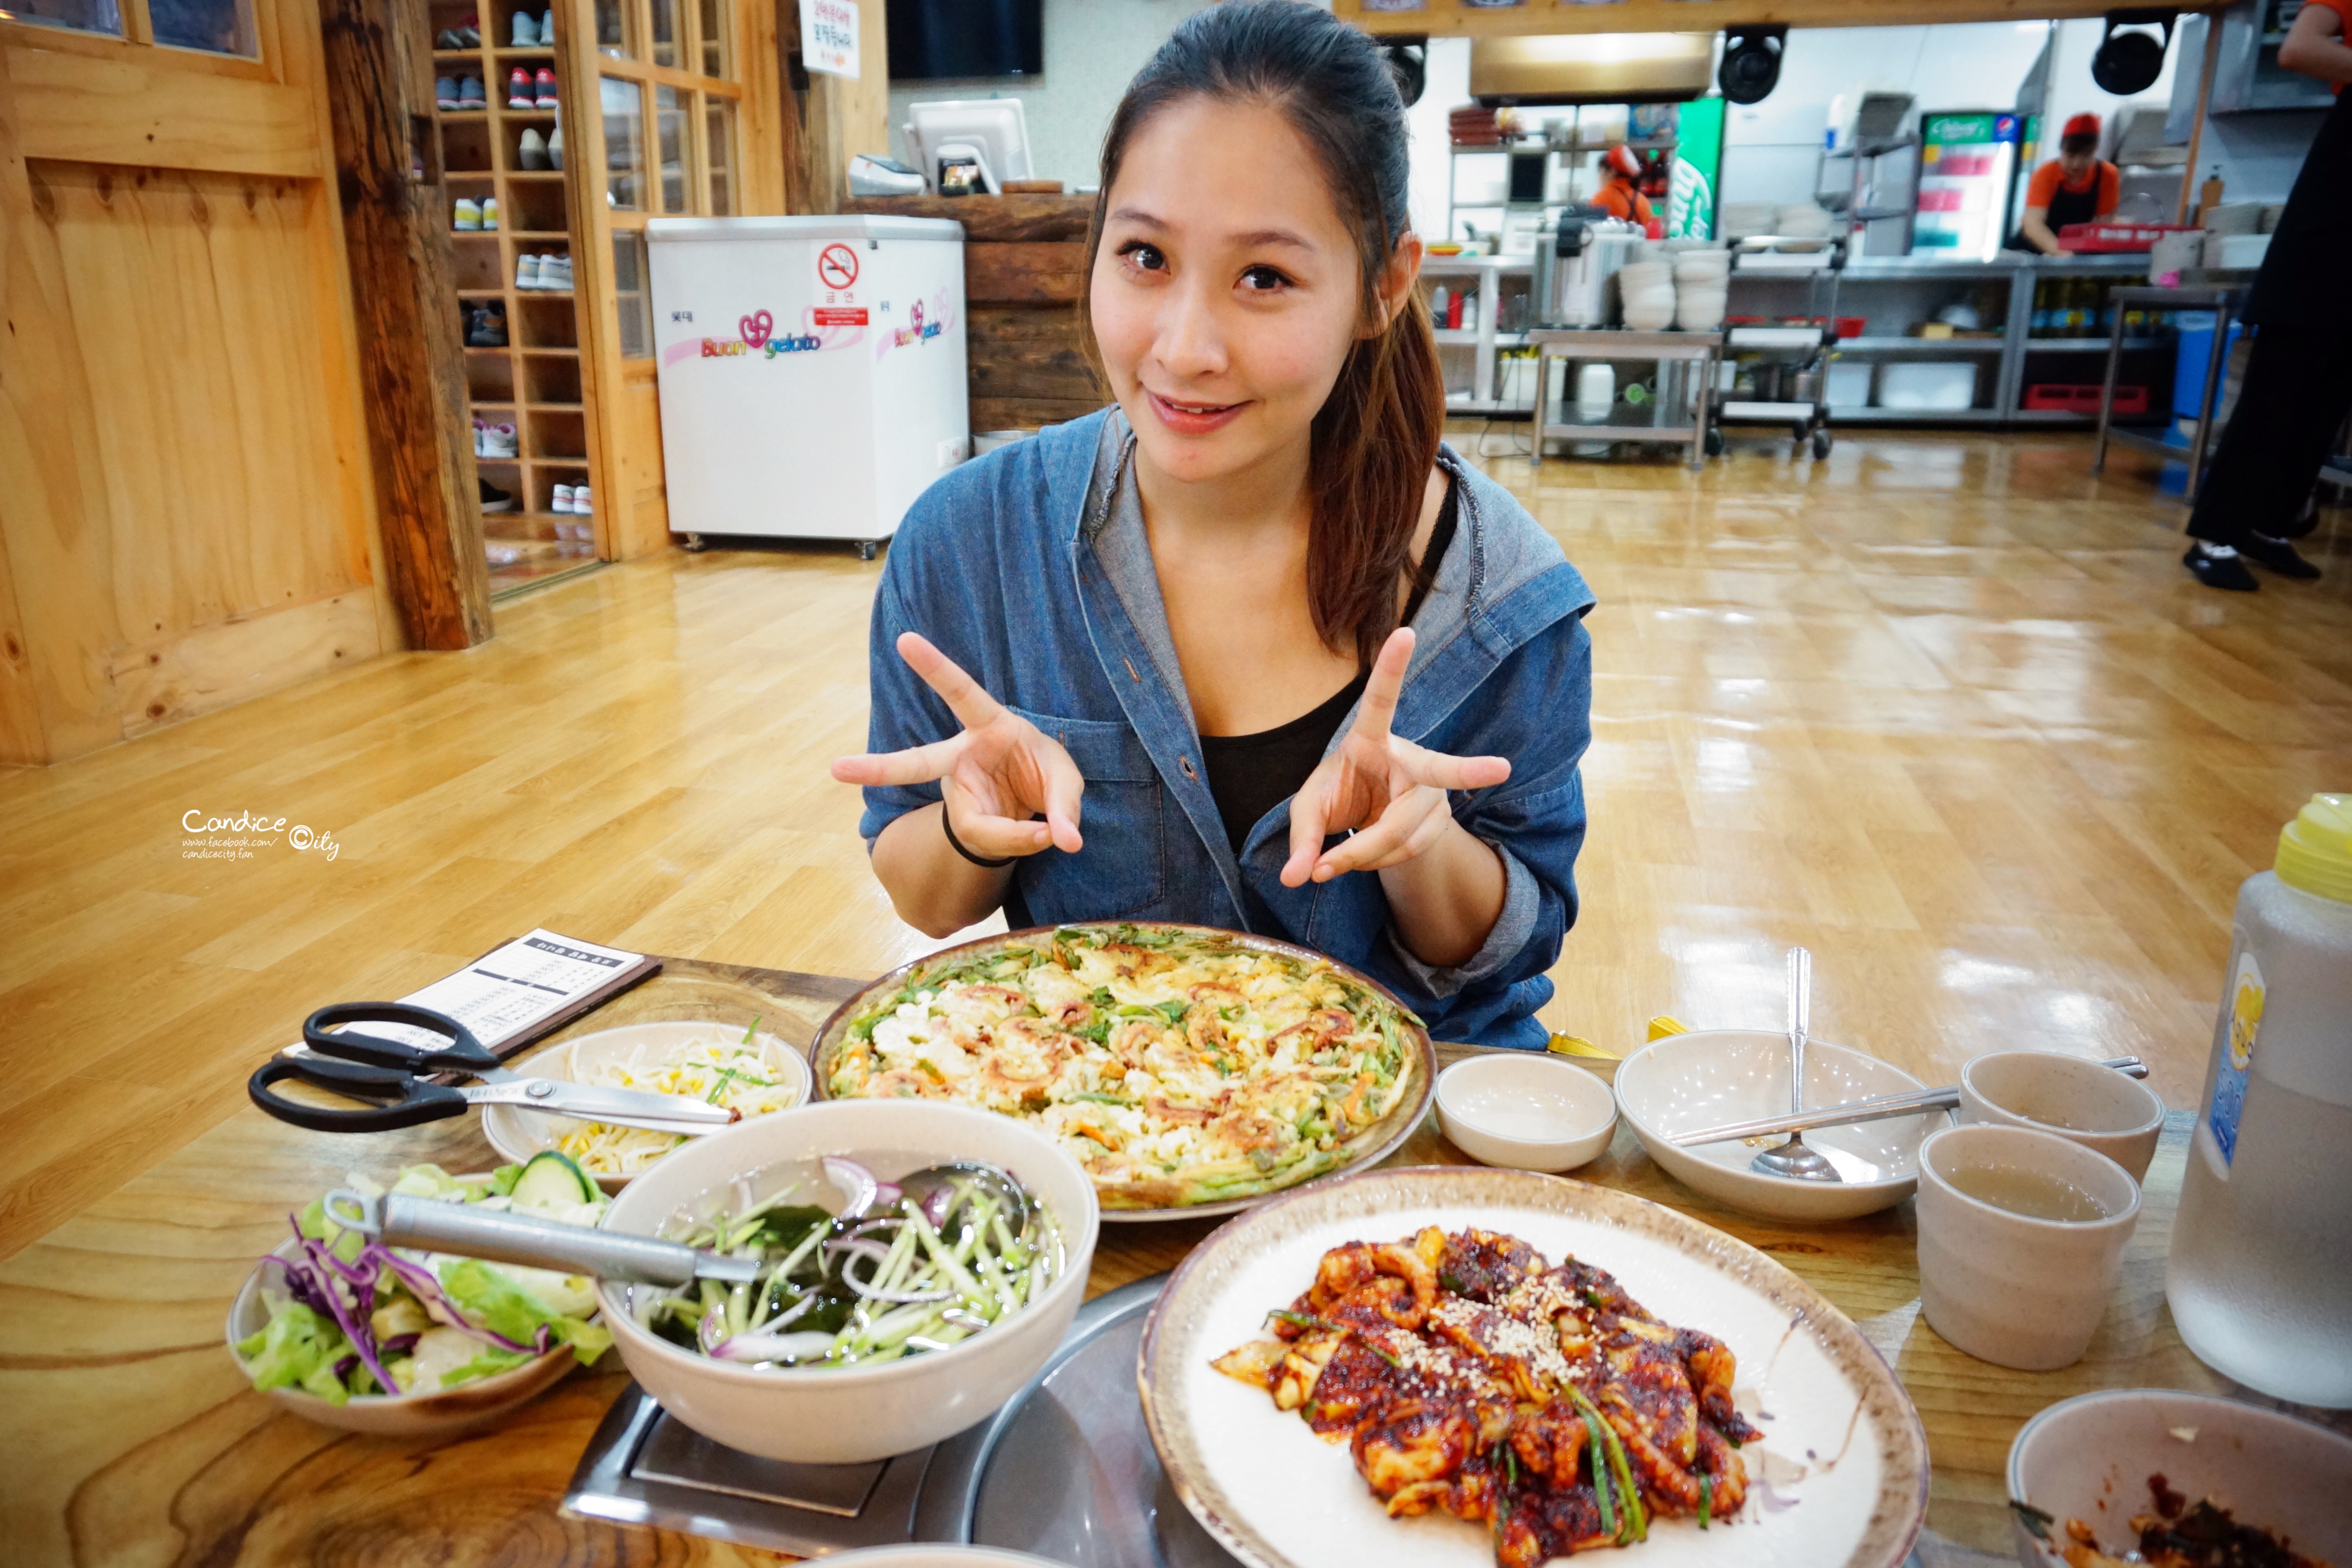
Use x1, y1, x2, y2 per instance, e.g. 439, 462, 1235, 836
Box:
1719, 200, 1778, 241
1671, 248, 1729, 330
1774, 203, 1837, 250
1616, 260, 1676, 330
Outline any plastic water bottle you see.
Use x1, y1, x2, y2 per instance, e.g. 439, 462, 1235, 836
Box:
2165, 795, 2352, 1406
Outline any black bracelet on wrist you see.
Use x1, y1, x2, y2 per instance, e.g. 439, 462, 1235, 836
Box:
940, 802, 1017, 868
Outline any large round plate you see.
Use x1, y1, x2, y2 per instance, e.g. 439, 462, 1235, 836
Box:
811, 924, 1437, 1224
1139, 1165, 1929, 1568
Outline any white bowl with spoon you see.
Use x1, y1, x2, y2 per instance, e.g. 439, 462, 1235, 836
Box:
1435, 1054, 1616, 1172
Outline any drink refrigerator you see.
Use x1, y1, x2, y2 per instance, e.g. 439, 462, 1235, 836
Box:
646, 215, 970, 557
1910, 112, 2022, 263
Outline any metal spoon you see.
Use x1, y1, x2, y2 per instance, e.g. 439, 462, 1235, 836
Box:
898, 1160, 1032, 1239
1751, 947, 1842, 1183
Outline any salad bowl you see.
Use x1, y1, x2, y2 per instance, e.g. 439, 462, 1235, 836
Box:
224, 1161, 610, 1437
484, 1020, 812, 1190
226, 1237, 579, 1437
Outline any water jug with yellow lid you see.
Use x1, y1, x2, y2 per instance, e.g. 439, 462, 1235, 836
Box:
2165, 793, 2352, 1404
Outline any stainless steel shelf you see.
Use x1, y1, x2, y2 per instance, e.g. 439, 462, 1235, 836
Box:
1837, 336, 2005, 353
1838, 406, 2004, 423
2020, 338, 2170, 353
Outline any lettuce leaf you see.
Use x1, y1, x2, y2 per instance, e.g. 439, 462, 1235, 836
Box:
440, 1345, 537, 1388
438, 1258, 611, 1366
238, 1303, 353, 1406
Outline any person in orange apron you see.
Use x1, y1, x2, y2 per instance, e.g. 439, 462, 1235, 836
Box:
1589, 145, 1654, 227
2018, 113, 2119, 256
2182, 0, 2352, 589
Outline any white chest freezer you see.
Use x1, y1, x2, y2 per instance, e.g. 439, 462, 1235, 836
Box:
646, 215, 969, 555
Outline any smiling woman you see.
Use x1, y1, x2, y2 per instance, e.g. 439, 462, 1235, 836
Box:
831, 0, 1598, 1049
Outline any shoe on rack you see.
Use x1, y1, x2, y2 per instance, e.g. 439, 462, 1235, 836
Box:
457, 75, 486, 109
467, 300, 507, 346
434, 28, 463, 49
481, 195, 500, 231
517, 126, 549, 170
2242, 530, 2322, 580
510, 8, 537, 46
540, 9, 554, 44
2184, 542, 2259, 591
456, 12, 480, 45
551, 483, 576, 514
539, 253, 573, 290
479, 478, 517, 513
472, 418, 489, 456
434, 74, 461, 109
453, 196, 482, 231
535, 67, 559, 108
507, 67, 535, 108
515, 252, 542, 290
570, 483, 591, 516
486, 422, 519, 458
548, 122, 563, 169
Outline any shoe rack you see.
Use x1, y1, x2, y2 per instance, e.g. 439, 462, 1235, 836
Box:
431, 0, 606, 596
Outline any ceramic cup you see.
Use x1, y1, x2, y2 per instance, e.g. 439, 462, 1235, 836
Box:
1958, 1051, 2165, 1181
1916, 1124, 2141, 1371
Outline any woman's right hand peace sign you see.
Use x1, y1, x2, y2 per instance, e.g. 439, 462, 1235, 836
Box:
830, 632, 1085, 861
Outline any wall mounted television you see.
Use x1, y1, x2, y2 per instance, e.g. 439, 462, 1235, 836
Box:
887, 0, 1043, 81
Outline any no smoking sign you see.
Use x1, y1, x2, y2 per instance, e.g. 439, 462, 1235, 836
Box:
817, 243, 860, 291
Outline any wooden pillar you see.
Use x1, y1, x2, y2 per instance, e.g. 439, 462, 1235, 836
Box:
789, 0, 890, 214
318, 0, 493, 648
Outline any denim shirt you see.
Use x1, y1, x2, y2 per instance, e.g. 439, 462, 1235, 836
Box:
857, 407, 1595, 1048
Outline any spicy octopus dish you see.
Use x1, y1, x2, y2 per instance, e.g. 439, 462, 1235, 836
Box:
1214, 1225, 1760, 1564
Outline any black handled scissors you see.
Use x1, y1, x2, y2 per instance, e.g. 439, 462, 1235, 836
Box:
247, 1002, 742, 1135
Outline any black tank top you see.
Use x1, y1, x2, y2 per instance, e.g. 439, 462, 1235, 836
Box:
1198, 477, 1460, 855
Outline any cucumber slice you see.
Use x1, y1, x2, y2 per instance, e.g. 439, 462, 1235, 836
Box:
509, 1149, 596, 1212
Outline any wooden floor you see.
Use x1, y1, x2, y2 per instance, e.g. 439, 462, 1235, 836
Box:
2, 429, 2346, 1262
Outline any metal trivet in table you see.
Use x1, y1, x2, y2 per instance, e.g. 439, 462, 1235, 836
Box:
563, 1275, 1239, 1563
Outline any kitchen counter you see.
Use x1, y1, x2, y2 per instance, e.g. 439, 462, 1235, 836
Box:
4, 951, 2305, 1567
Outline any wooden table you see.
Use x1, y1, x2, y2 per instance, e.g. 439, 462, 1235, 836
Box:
0, 957, 2307, 1568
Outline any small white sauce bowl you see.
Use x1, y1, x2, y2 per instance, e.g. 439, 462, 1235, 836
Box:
1436, 1053, 1618, 1173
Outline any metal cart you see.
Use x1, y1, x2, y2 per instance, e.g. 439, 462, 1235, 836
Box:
1711, 234, 1850, 461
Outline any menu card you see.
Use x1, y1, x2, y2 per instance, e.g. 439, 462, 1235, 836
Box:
290, 930, 662, 1061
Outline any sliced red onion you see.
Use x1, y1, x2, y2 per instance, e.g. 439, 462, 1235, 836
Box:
825, 1235, 950, 1304
699, 1308, 729, 1355
822, 1156, 881, 1219
710, 1328, 837, 1364
919, 1183, 957, 1229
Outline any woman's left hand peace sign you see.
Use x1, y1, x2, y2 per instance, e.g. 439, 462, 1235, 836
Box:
1281, 627, 1512, 888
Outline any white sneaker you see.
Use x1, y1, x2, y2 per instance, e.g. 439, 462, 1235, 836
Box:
541, 253, 573, 290
570, 484, 591, 515
516, 252, 541, 289
472, 418, 489, 456
485, 422, 519, 458
518, 127, 550, 171
453, 197, 482, 230
539, 9, 553, 44
510, 8, 537, 45
551, 483, 576, 514
548, 122, 563, 170
481, 196, 499, 230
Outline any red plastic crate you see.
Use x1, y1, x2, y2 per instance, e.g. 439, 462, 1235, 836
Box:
2023, 384, 2148, 414
2055, 221, 2197, 253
